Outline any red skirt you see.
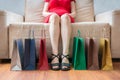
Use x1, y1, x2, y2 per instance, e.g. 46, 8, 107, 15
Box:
44, 14, 74, 23
44, 8, 75, 23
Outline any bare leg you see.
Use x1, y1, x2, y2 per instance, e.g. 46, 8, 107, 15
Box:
49, 14, 60, 69
61, 14, 72, 69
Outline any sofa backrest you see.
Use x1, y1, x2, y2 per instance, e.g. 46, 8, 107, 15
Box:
25, 0, 94, 22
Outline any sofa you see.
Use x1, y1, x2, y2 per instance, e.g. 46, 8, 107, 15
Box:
0, 0, 120, 59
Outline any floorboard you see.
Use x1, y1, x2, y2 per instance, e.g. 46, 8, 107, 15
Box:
0, 62, 120, 80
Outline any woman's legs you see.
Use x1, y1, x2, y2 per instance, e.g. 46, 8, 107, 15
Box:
49, 14, 60, 69
61, 14, 72, 69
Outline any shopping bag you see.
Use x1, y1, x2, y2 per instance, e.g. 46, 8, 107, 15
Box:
72, 30, 86, 70
99, 38, 113, 70
38, 29, 49, 70
85, 37, 99, 70
11, 39, 24, 70
23, 30, 36, 70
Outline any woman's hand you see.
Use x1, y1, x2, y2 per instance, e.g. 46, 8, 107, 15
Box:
42, 2, 52, 17
68, 12, 76, 18
70, 1, 76, 18
43, 12, 56, 17
62, 13, 76, 18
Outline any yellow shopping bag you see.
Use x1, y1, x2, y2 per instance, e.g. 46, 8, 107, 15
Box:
99, 38, 113, 70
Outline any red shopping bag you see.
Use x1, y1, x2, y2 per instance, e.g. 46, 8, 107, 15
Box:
38, 29, 49, 70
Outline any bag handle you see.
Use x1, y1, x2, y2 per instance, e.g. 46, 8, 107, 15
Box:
31, 29, 35, 39
29, 28, 35, 39
15, 25, 24, 40
41, 28, 43, 39
41, 28, 46, 39
77, 30, 81, 37
102, 27, 106, 38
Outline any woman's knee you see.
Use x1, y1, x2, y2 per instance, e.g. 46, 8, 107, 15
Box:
49, 14, 60, 23
61, 14, 70, 22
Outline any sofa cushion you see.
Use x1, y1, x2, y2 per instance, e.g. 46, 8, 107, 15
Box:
75, 0, 94, 22
9, 22, 110, 58
25, 0, 94, 22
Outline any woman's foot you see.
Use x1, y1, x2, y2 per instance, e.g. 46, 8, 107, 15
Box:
51, 54, 60, 70
61, 54, 71, 71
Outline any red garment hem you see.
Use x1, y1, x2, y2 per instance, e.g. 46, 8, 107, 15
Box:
44, 14, 75, 23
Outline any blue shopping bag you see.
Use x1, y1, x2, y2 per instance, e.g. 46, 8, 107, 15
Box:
23, 30, 36, 70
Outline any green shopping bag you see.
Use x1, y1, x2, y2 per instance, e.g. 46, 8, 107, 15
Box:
72, 30, 86, 70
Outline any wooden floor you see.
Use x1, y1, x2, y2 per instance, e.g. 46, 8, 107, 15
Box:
0, 62, 120, 80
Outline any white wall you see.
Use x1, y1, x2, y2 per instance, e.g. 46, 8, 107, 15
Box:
0, 0, 120, 15
0, 0, 24, 15
94, 0, 120, 14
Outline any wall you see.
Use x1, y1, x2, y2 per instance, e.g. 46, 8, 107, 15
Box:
0, 0, 24, 15
0, 0, 120, 15
94, 0, 120, 14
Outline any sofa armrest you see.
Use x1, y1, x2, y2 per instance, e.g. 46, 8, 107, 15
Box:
0, 10, 24, 26
0, 10, 24, 59
95, 10, 120, 58
95, 10, 120, 25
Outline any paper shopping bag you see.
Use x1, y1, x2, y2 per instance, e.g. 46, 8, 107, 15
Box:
11, 39, 24, 70
72, 30, 86, 70
37, 29, 49, 70
99, 38, 113, 70
23, 38, 36, 70
85, 37, 99, 70
38, 38, 49, 70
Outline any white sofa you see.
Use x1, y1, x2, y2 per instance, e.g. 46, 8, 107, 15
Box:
0, 0, 120, 59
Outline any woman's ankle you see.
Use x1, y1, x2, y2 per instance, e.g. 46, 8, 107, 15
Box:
61, 54, 69, 63
51, 53, 59, 63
